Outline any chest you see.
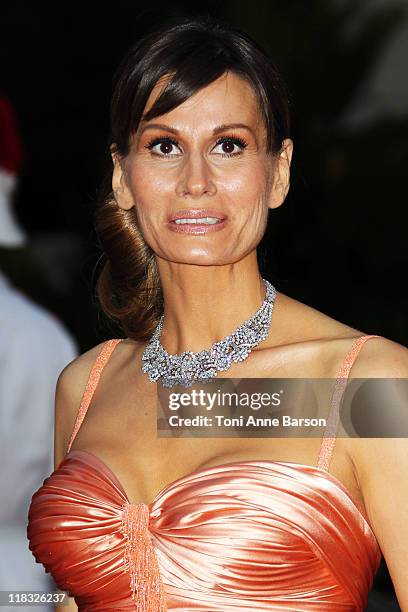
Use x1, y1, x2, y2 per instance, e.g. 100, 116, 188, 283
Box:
28, 451, 381, 611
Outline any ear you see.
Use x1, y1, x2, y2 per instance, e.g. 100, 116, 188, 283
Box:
267, 138, 293, 210
111, 145, 135, 211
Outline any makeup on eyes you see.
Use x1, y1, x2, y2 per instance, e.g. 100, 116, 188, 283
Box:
144, 134, 249, 157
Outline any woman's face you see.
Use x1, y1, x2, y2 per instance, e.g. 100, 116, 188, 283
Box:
113, 71, 292, 266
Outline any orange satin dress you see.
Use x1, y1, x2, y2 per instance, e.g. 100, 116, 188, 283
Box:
27, 335, 382, 611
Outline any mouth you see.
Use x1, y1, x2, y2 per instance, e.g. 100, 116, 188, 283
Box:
168, 209, 228, 234
173, 216, 221, 225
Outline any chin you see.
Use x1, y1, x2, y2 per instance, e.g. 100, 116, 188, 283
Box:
157, 249, 232, 266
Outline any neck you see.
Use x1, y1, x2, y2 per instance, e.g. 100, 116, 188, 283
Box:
156, 252, 269, 354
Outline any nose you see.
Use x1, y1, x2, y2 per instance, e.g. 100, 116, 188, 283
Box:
175, 151, 217, 198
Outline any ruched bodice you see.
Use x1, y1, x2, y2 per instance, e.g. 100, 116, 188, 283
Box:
27, 335, 383, 610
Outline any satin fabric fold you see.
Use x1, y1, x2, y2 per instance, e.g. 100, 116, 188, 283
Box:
27, 449, 381, 611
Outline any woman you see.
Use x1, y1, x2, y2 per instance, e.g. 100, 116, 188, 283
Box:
27, 16, 408, 611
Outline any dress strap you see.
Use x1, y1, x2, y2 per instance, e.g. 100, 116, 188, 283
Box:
66, 339, 123, 454
317, 334, 381, 471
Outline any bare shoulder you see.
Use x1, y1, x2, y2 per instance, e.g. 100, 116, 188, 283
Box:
264, 292, 408, 384
346, 334, 408, 378
272, 291, 363, 346
54, 338, 129, 467
344, 334, 408, 471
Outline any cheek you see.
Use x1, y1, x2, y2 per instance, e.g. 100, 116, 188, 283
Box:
222, 162, 270, 211
126, 164, 172, 222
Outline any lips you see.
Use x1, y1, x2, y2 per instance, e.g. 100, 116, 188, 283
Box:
167, 208, 228, 234
168, 209, 227, 222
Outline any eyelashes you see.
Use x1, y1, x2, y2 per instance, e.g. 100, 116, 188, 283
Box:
144, 136, 178, 156
144, 135, 248, 158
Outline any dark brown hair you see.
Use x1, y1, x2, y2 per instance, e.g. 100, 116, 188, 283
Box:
94, 15, 291, 341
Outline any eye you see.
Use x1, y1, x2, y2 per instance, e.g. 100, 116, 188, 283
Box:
144, 134, 248, 158
212, 136, 248, 157
145, 137, 181, 157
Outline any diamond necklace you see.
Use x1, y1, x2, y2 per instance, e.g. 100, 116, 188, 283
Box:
141, 278, 276, 388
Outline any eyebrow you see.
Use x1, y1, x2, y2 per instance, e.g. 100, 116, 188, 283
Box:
139, 122, 255, 136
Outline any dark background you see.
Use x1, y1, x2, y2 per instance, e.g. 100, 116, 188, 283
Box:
1, 1, 407, 609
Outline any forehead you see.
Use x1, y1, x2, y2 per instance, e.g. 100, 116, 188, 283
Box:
141, 72, 263, 130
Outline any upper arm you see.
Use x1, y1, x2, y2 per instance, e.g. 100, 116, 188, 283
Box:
52, 342, 107, 612
54, 341, 107, 470
347, 336, 408, 608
